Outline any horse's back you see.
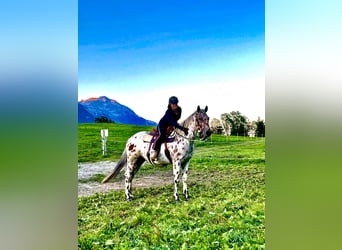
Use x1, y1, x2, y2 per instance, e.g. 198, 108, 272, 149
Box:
126, 131, 151, 149
127, 131, 150, 142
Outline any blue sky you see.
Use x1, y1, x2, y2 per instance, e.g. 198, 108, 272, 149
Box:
79, 0, 265, 122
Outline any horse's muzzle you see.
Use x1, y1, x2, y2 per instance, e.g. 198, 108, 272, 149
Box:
200, 129, 212, 140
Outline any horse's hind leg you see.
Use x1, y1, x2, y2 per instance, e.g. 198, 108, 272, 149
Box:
124, 163, 134, 201
125, 156, 145, 201
173, 161, 181, 201
182, 160, 190, 200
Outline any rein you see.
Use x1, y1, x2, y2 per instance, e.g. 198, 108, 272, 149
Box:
174, 129, 192, 140
178, 114, 197, 141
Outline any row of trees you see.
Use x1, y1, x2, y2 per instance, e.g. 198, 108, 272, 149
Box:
94, 112, 265, 137
210, 111, 265, 137
94, 116, 114, 123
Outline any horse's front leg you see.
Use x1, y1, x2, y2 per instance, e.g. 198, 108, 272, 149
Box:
182, 160, 190, 200
173, 160, 181, 201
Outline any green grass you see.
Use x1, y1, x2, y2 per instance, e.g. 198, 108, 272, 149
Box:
78, 123, 154, 162
78, 123, 265, 249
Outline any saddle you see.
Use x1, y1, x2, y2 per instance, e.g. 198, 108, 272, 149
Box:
142, 126, 175, 143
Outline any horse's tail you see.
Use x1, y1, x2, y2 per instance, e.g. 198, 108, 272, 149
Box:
101, 149, 127, 183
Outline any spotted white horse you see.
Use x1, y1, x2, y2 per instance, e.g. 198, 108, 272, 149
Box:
101, 105, 211, 201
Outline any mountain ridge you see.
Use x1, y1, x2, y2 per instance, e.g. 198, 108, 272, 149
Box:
78, 96, 157, 126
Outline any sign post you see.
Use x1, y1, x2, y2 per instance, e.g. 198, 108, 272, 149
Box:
101, 129, 108, 155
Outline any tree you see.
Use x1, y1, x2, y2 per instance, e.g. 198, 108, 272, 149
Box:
255, 117, 265, 137
220, 118, 231, 136
95, 116, 114, 123
210, 118, 223, 134
221, 111, 248, 136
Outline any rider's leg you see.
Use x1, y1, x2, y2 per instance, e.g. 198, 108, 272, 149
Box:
151, 126, 165, 161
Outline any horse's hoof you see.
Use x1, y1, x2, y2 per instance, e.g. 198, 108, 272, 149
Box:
184, 191, 190, 201
126, 195, 134, 201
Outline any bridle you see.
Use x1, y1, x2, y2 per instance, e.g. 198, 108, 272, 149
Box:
176, 110, 210, 141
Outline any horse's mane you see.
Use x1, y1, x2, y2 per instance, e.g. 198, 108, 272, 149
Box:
181, 110, 197, 128
180, 106, 208, 128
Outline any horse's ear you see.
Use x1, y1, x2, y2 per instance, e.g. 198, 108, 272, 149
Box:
197, 105, 200, 112
204, 106, 208, 112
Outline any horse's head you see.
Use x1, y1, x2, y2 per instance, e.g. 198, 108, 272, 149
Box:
195, 105, 211, 140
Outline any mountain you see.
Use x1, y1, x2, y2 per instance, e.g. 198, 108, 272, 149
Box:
78, 96, 157, 126
78, 103, 95, 123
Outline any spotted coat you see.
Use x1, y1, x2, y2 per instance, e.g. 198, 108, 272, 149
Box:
102, 106, 211, 201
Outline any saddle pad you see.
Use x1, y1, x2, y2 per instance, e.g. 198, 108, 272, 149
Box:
142, 134, 154, 142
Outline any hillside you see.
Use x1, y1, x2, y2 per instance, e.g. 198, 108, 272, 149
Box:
78, 96, 157, 126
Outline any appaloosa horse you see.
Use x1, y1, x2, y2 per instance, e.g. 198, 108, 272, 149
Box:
101, 105, 211, 201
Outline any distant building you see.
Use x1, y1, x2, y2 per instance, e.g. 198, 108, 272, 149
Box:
248, 129, 256, 137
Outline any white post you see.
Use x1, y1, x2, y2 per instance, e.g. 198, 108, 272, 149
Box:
101, 129, 108, 155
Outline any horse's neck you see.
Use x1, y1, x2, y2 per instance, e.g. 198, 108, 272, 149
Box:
181, 114, 197, 139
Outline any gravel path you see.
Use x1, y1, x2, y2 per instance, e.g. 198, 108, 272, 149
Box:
78, 161, 173, 197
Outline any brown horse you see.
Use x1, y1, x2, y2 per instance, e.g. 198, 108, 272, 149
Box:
102, 106, 211, 201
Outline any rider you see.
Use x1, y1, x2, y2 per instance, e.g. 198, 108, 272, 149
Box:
151, 96, 189, 161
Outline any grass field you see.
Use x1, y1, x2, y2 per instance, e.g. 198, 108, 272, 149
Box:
78, 123, 265, 249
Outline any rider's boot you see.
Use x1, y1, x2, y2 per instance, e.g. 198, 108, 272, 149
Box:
151, 150, 159, 161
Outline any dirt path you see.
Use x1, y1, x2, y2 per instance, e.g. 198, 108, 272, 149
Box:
78, 161, 173, 197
